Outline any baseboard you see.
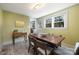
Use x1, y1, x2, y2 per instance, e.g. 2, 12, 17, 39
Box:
62, 42, 74, 50
0, 44, 2, 52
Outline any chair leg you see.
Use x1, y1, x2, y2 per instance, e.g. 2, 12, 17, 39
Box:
28, 45, 31, 53
45, 49, 47, 55
32, 47, 39, 55
33, 47, 36, 55
59, 43, 61, 47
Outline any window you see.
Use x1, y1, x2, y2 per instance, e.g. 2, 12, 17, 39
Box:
30, 21, 35, 29
54, 16, 64, 27
46, 18, 52, 28
44, 10, 68, 29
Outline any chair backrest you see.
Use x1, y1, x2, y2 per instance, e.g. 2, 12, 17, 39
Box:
35, 38, 48, 49
34, 38, 50, 55
28, 35, 36, 45
28, 34, 49, 49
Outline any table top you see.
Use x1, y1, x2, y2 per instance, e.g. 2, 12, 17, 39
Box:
30, 33, 65, 46
13, 32, 27, 38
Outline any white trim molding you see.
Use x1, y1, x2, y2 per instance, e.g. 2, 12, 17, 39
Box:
44, 9, 68, 30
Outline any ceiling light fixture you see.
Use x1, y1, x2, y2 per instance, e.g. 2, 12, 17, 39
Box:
33, 3, 45, 10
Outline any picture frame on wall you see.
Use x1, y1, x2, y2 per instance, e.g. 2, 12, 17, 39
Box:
15, 20, 25, 28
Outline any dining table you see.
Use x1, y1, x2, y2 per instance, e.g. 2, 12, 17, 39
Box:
29, 33, 65, 49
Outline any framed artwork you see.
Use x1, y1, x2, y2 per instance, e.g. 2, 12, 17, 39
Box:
15, 21, 25, 28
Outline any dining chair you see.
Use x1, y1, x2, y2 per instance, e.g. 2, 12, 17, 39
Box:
28, 35, 36, 54
34, 39, 53, 55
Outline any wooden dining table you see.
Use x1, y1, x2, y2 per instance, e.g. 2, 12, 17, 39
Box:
29, 33, 65, 48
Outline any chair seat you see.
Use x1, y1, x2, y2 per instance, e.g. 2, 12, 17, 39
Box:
31, 42, 34, 46
37, 47, 53, 55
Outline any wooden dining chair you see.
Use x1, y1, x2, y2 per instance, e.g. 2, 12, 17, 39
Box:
34, 39, 53, 55
28, 35, 36, 54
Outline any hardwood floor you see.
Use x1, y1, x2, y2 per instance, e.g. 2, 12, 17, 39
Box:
0, 42, 30, 55
0, 38, 74, 55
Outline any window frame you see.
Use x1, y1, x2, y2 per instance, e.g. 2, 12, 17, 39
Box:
44, 10, 68, 30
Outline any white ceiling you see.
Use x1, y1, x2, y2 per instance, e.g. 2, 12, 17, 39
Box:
0, 3, 76, 18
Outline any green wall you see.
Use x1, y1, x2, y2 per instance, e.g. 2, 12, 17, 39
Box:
0, 9, 3, 44
2, 11, 30, 43
37, 4, 79, 48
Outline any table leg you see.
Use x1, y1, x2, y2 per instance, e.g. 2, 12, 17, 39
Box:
24, 35, 27, 43
12, 37, 15, 45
